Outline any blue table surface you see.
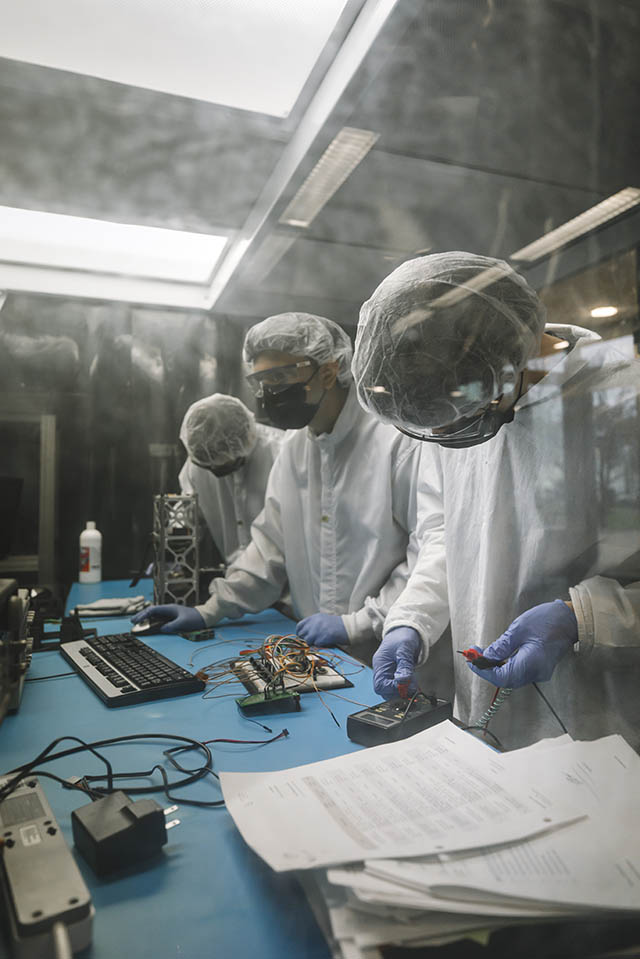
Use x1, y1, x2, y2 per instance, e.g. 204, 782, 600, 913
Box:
1, 581, 377, 959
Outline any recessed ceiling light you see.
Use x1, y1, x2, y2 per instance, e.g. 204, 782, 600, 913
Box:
0, 206, 228, 283
590, 306, 619, 318
511, 188, 640, 263
279, 127, 379, 228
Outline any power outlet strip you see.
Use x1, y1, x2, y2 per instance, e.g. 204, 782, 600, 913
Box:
0, 776, 93, 958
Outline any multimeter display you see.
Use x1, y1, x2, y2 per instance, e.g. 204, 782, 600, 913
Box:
357, 712, 397, 727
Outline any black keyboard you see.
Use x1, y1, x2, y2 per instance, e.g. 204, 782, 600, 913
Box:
60, 633, 206, 707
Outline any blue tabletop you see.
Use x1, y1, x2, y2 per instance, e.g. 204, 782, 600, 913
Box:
1, 581, 375, 959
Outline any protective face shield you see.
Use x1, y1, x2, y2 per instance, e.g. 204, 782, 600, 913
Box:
352, 252, 546, 444
246, 360, 325, 430
208, 456, 247, 477
397, 373, 525, 449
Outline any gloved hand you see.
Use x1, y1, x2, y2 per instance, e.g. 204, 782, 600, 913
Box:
467, 600, 577, 688
372, 627, 421, 700
130, 604, 206, 635
296, 613, 348, 647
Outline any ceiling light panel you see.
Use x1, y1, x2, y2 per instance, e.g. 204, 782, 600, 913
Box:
0, 0, 350, 117
0, 206, 228, 283
279, 127, 379, 227
511, 187, 640, 262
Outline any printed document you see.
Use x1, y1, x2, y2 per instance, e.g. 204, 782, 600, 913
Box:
220, 720, 584, 871
366, 734, 640, 911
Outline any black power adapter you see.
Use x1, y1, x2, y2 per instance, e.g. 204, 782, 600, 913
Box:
71, 792, 169, 876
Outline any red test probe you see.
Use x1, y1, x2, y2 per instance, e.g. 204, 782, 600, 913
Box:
459, 648, 507, 669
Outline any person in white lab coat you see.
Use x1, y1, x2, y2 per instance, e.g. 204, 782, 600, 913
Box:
352, 251, 640, 748
178, 393, 283, 564
134, 312, 420, 656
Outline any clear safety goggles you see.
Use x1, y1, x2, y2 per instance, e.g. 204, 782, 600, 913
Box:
397, 373, 525, 449
246, 360, 316, 398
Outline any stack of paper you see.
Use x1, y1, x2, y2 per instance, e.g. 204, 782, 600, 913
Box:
220, 721, 640, 959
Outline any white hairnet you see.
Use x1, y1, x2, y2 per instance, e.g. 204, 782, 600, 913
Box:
243, 312, 353, 387
352, 252, 546, 431
179, 393, 257, 469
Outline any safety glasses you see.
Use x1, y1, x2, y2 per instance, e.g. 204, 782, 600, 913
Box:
246, 360, 316, 398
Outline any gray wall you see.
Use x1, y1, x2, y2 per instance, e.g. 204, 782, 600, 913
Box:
0, 294, 251, 584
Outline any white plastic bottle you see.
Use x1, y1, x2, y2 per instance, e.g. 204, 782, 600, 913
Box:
79, 521, 102, 583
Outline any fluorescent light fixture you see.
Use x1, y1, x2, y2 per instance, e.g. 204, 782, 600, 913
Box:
0, 206, 228, 283
511, 188, 640, 263
279, 127, 379, 228
590, 306, 618, 318
0, 0, 350, 117
553, 339, 570, 350
206, 0, 399, 308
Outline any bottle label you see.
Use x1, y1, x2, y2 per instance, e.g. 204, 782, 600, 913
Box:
80, 546, 90, 572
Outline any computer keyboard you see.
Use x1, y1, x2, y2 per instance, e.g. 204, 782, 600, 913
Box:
60, 633, 205, 707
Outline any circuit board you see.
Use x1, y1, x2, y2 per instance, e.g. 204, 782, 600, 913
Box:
230, 652, 353, 694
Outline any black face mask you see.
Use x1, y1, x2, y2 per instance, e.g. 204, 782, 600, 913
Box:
260, 372, 324, 430
209, 456, 246, 477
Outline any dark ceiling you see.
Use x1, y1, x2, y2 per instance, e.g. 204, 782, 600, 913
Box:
1, 0, 639, 328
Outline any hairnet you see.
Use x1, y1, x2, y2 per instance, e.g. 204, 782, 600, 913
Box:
352, 252, 546, 431
243, 312, 353, 387
179, 394, 257, 469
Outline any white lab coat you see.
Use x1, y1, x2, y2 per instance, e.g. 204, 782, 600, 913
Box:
385, 326, 640, 749
196, 387, 421, 651
179, 422, 284, 563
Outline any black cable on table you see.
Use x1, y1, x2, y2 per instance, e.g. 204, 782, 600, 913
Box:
26, 672, 76, 682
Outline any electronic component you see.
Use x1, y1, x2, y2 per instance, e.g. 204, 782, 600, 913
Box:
0, 579, 33, 724
60, 632, 205, 707
0, 776, 93, 957
179, 626, 217, 643
236, 689, 301, 715
71, 792, 177, 876
459, 647, 506, 669
346, 694, 452, 747
230, 652, 352, 695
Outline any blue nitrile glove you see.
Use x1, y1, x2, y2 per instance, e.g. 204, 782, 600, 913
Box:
467, 600, 578, 688
296, 613, 349, 647
372, 627, 421, 700
130, 604, 206, 635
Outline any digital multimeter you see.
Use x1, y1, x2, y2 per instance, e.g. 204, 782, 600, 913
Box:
346, 693, 452, 747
